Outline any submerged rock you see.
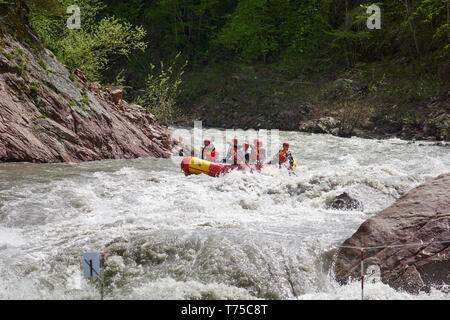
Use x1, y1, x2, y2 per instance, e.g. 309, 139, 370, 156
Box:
328, 192, 364, 211
333, 173, 450, 294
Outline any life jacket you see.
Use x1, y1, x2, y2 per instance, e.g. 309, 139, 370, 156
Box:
222, 144, 241, 164
202, 144, 217, 162
209, 149, 217, 161
278, 149, 294, 167
278, 149, 288, 163
237, 149, 250, 164
232, 145, 238, 164
250, 146, 265, 162
205, 149, 217, 162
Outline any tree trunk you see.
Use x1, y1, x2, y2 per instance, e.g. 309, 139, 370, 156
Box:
405, 0, 420, 56
173, 2, 178, 45
344, 0, 351, 67
447, 0, 450, 42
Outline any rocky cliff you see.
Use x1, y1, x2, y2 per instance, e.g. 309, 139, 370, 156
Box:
0, 6, 184, 163
333, 173, 450, 294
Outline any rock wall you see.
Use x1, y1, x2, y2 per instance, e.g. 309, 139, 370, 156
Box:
0, 9, 184, 163
333, 173, 450, 294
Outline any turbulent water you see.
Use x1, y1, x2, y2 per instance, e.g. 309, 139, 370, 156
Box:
0, 130, 449, 300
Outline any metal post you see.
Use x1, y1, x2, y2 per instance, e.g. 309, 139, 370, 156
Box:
89, 259, 93, 277
100, 256, 104, 300
361, 248, 364, 301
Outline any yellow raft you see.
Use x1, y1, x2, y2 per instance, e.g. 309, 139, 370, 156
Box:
181, 156, 297, 177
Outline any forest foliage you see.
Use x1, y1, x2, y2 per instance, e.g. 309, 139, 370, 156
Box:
3, 0, 449, 122
26, 0, 147, 81
18, 0, 448, 75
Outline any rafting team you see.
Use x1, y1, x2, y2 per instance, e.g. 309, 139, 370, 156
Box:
200, 138, 295, 170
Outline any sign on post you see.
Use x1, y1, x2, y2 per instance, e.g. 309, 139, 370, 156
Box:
82, 252, 100, 279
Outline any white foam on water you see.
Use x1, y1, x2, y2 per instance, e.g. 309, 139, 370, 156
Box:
0, 130, 449, 299
122, 277, 257, 300
297, 279, 450, 300
0, 227, 25, 249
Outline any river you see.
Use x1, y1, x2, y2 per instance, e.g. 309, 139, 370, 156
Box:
0, 129, 449, 300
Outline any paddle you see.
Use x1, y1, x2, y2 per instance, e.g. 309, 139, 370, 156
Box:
284, 159, 297, 176
236, 149, 253, 173
241, 154, 254, 173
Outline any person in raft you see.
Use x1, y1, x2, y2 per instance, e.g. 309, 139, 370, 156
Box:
201, 139, 217, 162
268, 142, 294, 169
236, 142, 251, 165
222, 138, 241, 164
249, 139, 266, 167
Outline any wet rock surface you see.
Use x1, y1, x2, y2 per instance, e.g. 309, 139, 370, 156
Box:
333, 173, 450, 294
328, 192, 364, 211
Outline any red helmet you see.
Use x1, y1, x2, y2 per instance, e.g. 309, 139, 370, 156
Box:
204, 139, 211, 145
283, 142, 289, 148
233, 138, 238, 144
244, 142, 249, 150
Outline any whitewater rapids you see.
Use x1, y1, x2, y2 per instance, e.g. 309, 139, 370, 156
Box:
0, 130, 449, 300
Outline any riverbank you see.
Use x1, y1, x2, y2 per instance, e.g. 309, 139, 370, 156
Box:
172, 60, 449, 142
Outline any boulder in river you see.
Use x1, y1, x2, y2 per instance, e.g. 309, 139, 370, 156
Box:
333, 173, 450, 294
328, 192, 364, 211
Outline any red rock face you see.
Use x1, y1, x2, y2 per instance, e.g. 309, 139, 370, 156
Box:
74, 69, 88, 84
106, 86, 123, 105
333, 173, 450, 294
0, 32, 182, 163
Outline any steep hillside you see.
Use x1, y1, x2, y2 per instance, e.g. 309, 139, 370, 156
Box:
0, 4, 184, 163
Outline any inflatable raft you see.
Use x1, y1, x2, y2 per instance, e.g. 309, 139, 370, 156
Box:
180, 156, 297, 177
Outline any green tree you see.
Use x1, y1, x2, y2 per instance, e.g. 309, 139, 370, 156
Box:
56, 16, 147, 80
143, 53, 188, 125
414, 0, 450, 58
216, 0, 280, 62
29, 0, 147, 81
279, 0, 334, 72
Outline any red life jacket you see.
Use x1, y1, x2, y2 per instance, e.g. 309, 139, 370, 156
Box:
202, 144, 217, 162
278, 149, 288, 163
232, 145, 238, 164
207, 149, 218, 162
250, 146, 264, 161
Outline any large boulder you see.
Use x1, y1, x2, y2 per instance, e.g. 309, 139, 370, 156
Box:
299, 117, 339, 135
333, 173, 450, 294
327, 192, 364, 211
